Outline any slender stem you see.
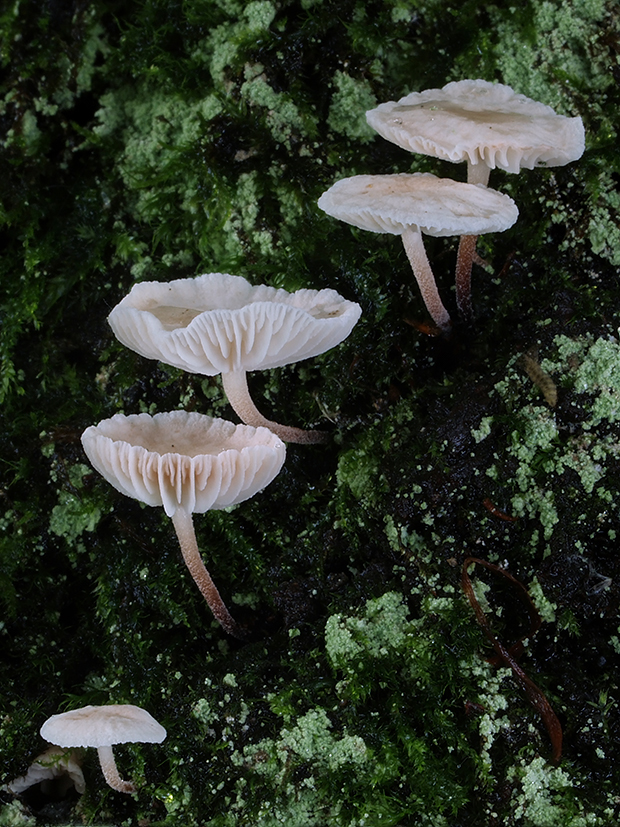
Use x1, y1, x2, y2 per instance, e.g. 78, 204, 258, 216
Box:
454, 161, 492, 321
401, 227, 451, 332
221, 370, 328, 444
171, 508, 244, 639
455, 234, 477, 320
97, 745, 136, 794
466, 161, 491, 187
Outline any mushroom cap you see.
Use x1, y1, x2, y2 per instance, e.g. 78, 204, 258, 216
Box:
366, 79, 585, 174
6, 746, 86, 795
317, 172, 519, 237
81, 410, 286, 517
108, 273, 362, 376
40, 705, 166, 749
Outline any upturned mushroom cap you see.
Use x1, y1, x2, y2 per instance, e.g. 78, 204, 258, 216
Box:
40, 705, 166, 749
108, 273, 361, 376
317, 173, 519, 237
81, 411, 286, 518
5, 746, 85, 795
366, 79, 585, 175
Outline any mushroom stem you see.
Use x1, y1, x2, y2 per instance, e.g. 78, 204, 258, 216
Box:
171, 508, 244, 639
455, 234, 477, 319
221, 370, 328, 444
401, 226, 451, 332
454, 161, 492, 321
97, 745, 136, 794
466, 161, 491, 187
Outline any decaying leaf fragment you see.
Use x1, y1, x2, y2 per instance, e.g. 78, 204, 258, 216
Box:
519, 352, 557, 407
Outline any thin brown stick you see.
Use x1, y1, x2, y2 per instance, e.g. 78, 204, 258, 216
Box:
462, 556, 562, 763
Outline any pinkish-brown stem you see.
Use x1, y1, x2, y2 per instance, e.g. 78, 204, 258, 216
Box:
401, 226, 451, 332
97, 745, 136, 794
171, 508, 244, 638
454, 161, 492, 321
455, 234, 477, 319
221, 370, 328, 444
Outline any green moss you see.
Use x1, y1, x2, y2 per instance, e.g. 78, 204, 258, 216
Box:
241, 64, 317, 148
48, 463, 109, 545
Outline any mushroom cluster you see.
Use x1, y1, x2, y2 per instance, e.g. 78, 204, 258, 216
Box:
28, 271, 360, 795
24, 260, 361, 798
319, 79, 585, 327
85, 272, 360, 638
14, 76, 584, 808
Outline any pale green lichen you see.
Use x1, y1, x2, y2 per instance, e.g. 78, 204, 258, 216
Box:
587, 173, 620, 266
241, 63, 316, 147
192, 697, 218, 728
336, 446, 380, 504
48, 463, 109, 544
221, 170, 275, 257
327, 71, 376, 142
528, 576, 557, 624
463, 662, 511, 773
560, 335, 620, 426
486, 0, 610, 114
0, 800, 36, 827
480, 334, 620, 543
229, 707, 367, 826
193, 2, 276, 86
94, 86, 223, 224
325, 591, 411, 668
277, 708, 367, 770
509, 755, 601, 827
244, 0, 277, 31
472, 415, 493, 443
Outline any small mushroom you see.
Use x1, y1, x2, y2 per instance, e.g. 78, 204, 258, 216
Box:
81, 410, 285, 637
4, 746, 85, 796
366, 79, 585, 316
317, 172, 518, 331
39, 704, 166, 794
107, 273, 361, 443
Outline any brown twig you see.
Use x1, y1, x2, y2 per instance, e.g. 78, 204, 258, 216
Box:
462, 556, 562, 763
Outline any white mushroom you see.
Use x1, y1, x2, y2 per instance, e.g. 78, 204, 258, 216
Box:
317, 172, 518, 331
40, 705, 166, 794
366, 79, 585, 316
81, 410, 286, 637
108, 273, 362, 443
4, 746, 85, 796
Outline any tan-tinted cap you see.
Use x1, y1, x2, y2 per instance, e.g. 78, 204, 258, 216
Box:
81, 411, 286, 518
107, 273, 362, 376
366, 79, 585, 175
317, 172, 519, 237
40, 705, 166, 749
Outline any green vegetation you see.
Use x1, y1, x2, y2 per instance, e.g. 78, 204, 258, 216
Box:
2, 0, 620, 825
